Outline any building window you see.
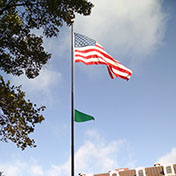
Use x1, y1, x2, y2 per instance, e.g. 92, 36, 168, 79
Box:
138, 170, 144, 176
166, 166, 172, 174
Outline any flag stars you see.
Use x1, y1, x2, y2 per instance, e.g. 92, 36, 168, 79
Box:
74, 33, 96, 47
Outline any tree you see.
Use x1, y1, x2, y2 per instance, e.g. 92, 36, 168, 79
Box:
0, 171, 4, 176
0, 0, 94, 150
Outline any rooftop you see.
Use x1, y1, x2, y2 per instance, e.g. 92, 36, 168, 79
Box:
79, 163, 176, 176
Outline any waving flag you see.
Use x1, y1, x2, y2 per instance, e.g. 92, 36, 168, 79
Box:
74, 33, 132, 80
75, 109, 94, 122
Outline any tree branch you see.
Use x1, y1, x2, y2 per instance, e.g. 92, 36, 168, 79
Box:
0, 2, 37, 15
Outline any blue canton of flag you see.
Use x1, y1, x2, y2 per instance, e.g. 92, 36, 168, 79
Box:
74, 33, 96, 48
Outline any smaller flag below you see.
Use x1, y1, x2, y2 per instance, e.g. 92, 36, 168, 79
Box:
75, 109, 95, 122
74, 33, 132, 81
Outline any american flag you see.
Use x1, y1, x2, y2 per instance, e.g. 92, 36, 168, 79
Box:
74, 33, 132, 81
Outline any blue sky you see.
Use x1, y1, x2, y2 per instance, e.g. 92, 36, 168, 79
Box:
1, 0, 176, 176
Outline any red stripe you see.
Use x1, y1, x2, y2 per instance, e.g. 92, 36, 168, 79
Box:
75, 48, 131, 74
108, 65, 130, 81
75, 48, 120, 64
75, 53, 132, 75
96, 43, 104, 50
107, 66, 114, 79
74, 44, 132, 80
75, 58, 130, 81
75, 58, 108, 66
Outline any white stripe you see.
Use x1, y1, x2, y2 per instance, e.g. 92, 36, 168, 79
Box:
75, 47, 132, 73
108, 69, 116, 79
75, 56, 131, 78
75, 56, 106, 63
111, 67, 131, 77
75, 51, 132, 74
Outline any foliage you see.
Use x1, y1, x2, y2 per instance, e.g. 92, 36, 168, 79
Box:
0, 0, 93, 78
0, 0, 93, 149
0, 171, 4, 176
0, 76, 45, 150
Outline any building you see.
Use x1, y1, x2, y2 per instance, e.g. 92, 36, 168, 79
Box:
79, 163, 176, 176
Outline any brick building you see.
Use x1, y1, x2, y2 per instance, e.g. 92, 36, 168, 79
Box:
79, 163, 176, 176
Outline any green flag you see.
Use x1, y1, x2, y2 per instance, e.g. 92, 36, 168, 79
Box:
74, 109, 95, 122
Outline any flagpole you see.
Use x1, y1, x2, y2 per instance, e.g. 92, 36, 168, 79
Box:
71, 24, 75, 176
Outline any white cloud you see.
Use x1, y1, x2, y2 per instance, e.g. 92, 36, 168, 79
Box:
75, 139, 122, 173
31, 27, 70, 61
47, 161, 70, 176
0, 161, 27, 176
0, 162, 44, 176
10, 67, 62, 105
43, 30, 70, 60
11, 67, 62, 93
157, 147, 176, 164
0, 130, 134, 176
31, 165, 44, 176
46, 130, 132, 176
75, 0, 167, 59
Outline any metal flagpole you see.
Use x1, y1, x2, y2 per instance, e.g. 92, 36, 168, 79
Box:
71, 24, 75, 176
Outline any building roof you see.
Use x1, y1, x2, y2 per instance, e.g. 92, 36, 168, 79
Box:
79, 163, 176, 176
